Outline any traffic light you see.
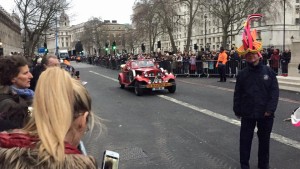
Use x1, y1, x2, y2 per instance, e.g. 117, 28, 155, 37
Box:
112, 41, 116, 50
141, 43, 145, 52
43, 42, 48, 54
105, 43, 109, 51
0, 48, 3, 56
157, 41, 161, 48
194, 44, 198, 50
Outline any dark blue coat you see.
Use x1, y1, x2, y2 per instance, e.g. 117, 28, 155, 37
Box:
233, 62, 279, 119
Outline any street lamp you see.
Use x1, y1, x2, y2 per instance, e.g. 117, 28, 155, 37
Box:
283, 0, 286, 51
55, 15, 58, 56
230, 21, 233, 48
204, 15, 207, 50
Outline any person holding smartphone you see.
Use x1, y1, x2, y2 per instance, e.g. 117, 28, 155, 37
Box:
0, 67, 101, 169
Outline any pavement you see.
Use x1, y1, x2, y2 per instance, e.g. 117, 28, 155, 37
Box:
276, 75, 300, 92
230, 75, 300, 93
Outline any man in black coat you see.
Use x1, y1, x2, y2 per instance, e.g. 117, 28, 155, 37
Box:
29, 55, 60, 91
233, 52, 279, 169
280, 49, 291, 76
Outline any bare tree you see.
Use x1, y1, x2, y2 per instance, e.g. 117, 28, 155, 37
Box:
14, 0, 69, 57
203, 0, 292, 48
132, 0, 162, 53
154, 0, 179, 53
81, 17, 109, 55
176, 0, 202, 52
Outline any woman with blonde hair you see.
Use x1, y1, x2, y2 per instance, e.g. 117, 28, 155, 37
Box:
0, 67, 99, 169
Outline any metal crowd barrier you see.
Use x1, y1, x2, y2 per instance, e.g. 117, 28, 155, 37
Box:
156, 60, 240, 78
92, 58, 284, 77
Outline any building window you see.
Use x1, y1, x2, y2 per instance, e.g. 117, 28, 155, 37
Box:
297, 0, 300, 3
66, 42, 68, 47
296, 18, 300, 24
62, 42, 64, 47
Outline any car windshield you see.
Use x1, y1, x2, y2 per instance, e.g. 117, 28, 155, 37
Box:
137, 60, 154, 67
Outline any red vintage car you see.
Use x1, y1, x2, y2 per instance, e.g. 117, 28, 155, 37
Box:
118, 59, 176, 96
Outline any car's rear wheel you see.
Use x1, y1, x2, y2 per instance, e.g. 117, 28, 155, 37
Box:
134, 81, 143, 96
118, 76, 125, 89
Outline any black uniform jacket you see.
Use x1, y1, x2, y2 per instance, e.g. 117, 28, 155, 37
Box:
233, 62, 279, 119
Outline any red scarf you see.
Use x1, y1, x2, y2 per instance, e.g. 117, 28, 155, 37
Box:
0, 132, 81, 154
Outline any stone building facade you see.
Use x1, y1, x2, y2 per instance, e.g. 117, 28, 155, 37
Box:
0, 6, 22, 56
45, 11, 132, 56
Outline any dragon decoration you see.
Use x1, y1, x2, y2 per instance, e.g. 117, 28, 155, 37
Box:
236, 14, 263, 56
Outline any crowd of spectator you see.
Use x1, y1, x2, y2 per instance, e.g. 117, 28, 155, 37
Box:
83, 46, 291, 78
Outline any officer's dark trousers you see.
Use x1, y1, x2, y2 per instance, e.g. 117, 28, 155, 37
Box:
218, 64, 226, 81
240, 118, 273, 169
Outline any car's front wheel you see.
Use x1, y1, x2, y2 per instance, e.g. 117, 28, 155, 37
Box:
118, 76, 125, 89
134, 81, 143, 96
167, 80, 176, 93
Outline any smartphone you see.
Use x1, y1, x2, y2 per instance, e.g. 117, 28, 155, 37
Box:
102, 150, 119, 169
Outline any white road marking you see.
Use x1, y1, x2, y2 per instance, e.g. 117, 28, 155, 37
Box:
90, 71, 118, 82
158, 95, 300, 150
90, 70, 300, 150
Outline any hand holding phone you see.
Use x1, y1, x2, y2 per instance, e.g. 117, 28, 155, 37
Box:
102, 150, 119, 169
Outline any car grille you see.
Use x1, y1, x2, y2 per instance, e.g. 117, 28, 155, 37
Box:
149, 75, 162, 84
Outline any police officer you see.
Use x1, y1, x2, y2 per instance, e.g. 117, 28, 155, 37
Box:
233, 51, 279, 169
234, 14, 279, 169
216, 46, 228, 82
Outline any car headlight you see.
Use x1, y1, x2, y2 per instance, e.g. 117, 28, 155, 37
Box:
144, 72, 148, 77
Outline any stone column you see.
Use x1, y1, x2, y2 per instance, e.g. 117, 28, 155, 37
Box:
289, 41, 300, 76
